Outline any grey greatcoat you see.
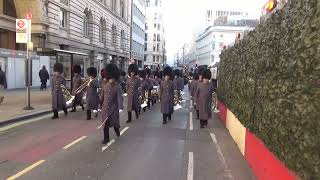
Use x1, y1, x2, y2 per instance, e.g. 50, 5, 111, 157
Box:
52, 74, 67, 110
195, 82, 214, 120
160, 80, 174, 114
86, 79, 100, 110
193, 80, 201, 110
127, 76, 141, 111
72, 74, 83, 105
174, 77, 184, 91
100, 82, 123, 128
141, 79, 148, 100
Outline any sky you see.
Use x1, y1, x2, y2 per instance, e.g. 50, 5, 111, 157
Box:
162, 0, 267, 65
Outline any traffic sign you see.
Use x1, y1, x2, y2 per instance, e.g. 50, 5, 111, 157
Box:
16, 19, 28, 43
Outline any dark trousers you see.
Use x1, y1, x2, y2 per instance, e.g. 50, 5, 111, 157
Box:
163, 113, 171, 124
200, 119, 208, 128
40, 80, 47, 90
127, 110, 139, 122
52, 108, 67, 119
196, 110, 199, 119
103, 122, 120, 141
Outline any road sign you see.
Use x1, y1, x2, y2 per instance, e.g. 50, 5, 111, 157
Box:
16, 19, 28, 43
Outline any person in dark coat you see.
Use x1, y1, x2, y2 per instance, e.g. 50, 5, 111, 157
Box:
154, 71, 161, 85
0, 66, 7, 105
195, 67, 205, 119
118, 71, 127, 93
126, 64, 141, 123
39, 65, 50, 90
70, 65, 84, 112
160, 66, 175, 124
51, 63, 68, 119
139, 69, 148, 112
100, 64, 123, 144
188, 72, 193, 91
190, 72, 199, 110
145, 68, 154, 107
86, 67, 100, 120
195, 69, 214, 128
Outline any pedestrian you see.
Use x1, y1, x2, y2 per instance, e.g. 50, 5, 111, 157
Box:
51, 63, 68, 119
126, 64, 141, 123
160, 66, 175, 124
0, 66, 7, 105
145, 68, 154, 107
100, 64, 123, 144
195, 69, 214, 128
139, 69, 148, 112
173, 69, 184, 104
195, 68, 205, 119
86, 67, 100, 120
190, 72, 199, 110
70, 65, 84, 112
39, 65, 50, 90
188, 72, 193, 91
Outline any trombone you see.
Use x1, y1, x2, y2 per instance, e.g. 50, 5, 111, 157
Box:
75, 78, 92, 94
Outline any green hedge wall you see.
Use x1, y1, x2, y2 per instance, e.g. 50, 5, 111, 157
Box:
218, 0, 320, 179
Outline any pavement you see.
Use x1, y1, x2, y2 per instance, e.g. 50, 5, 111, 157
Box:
0, 91, 255, 180
0, 89, 51, 125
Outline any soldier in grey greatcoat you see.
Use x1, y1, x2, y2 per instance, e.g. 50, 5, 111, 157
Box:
70, 65, 84, 112
160, 66, 175, 124
86, 67, 100, 120
139, 70, 148, 112
100, 64, 123, 144
190, 72, 199, 110
194, 68, 205, 119
126, 64, 141, 123
51, 63, 68, 119
195, 69, 214, 128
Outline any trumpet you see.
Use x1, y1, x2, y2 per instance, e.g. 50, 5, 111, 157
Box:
60, 84, 75, 106
75, 78, 93, 94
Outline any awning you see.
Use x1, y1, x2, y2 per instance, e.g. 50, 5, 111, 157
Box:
36, 48, 88, 56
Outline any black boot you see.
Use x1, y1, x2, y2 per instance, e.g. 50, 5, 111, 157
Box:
52, 110, 58, 119
196, 110, 199, 119
81, 104, 85, 111
114, 127, 120, 137
138, 107, 141, 114
143, 107, 146, 112
200, 120, 205, 128
162, 114, 167, 124
168, 114, 172, 121
63, 108, 68, 116
205, 120, 208, 126
135, 110, 139, 119
70, 106, 76, 112
126, 112, 132, 123
86, 110, 91, 120
103, 125, 110, 144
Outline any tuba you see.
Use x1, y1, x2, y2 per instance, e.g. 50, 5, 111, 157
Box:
60, 84, 75, 106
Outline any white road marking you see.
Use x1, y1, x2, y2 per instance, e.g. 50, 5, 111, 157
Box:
210, 133, 233, 179
102, 139, 115, 152
63, 136, 87, 150
120, 126, 129, 135
189, 112, 193, 131
187, 152, 194, 180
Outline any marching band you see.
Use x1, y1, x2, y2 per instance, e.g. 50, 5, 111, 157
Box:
51, 62, 217, 143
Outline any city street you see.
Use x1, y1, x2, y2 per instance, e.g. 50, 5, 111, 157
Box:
0, 92, 254, 180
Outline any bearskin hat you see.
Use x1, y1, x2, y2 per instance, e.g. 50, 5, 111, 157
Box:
174, 69, 181, 77
53, 63, 63, 74
202, 69, 212, 80
104, 64, 120, 80
197, 67, 205, 77
145, 68, 151, 77
193, 72, 199, 80
128, 64, 138, 76
87, 67, 97, 78
163, 66, 173, 77
73, 65, 81, 74
139, 70, 146, 79
154, 71, 160, 78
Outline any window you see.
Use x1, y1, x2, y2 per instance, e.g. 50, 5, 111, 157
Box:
157, 56, 160, 62
155, 0, 158, 6
144, 55, 147, 61
144, 43, 147, 51
154, 13, 157, 20
112, 25, 116, 46
121, 30, 125, 49
145, 24, 148, 30
153, 45, 156, 51
154, 23, 157, 28
59, 9, 68, 28
60, 0, 68, 6
83, 14, 89, 37
153, 55, 155, 62
153, 34, 156, 41
157, 34, 160, 42
157, 43, 160, 52
157, 24, 160, 30
145, 33, 148, 41
146, 0, 150, 7
120, 0, 125, 18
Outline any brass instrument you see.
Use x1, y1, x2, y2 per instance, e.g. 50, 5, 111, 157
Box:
151, 86, 160, 101
75, 78, 92, 94
140, 91, 148, 108
60, 84, 75, 106
174, 90, 182, 106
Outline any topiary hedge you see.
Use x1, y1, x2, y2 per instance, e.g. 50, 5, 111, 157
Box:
217, 0, 320, 179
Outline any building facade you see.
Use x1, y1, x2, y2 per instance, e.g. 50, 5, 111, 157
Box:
0, 0, 131, 89
131, 0, 146, 69
144, 0, 166, 70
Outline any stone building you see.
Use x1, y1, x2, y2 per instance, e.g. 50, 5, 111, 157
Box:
144, 0, 166, 70
131, 0, 146, 69
0, 0, 131, 89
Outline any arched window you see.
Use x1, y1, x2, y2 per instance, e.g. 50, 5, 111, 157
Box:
83, 8, 93, 38
99, 18, 106, 43
120, 0, 125, 18
120, 30, 125, 49
112, 25, 117, 46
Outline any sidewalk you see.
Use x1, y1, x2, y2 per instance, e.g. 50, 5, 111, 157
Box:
0, 88, 51, 125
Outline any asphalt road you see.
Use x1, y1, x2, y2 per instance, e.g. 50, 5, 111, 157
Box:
0, 92, 255, 180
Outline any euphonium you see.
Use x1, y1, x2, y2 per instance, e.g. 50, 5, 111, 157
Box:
75, 78, 92, 94
60, 84, 75, 106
